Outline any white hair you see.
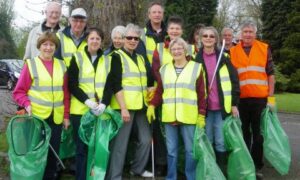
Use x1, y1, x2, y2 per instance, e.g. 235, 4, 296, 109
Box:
240, 20, 257, 33
125, 23, 141, 36
111, 25, 126, 40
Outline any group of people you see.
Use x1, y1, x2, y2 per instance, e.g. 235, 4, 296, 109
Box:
12, 1, 275, 180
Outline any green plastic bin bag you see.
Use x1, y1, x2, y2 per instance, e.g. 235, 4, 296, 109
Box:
193, 127, 226, 180
223, 116, 256, 180
59, 124, 76, 159
6, 115, 51, 180
261, 107, 291, 175
79, 107, 123, 180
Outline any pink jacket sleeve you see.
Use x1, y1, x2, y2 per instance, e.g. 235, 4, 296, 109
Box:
63, 73, 70, 119
12, 63, 32, 108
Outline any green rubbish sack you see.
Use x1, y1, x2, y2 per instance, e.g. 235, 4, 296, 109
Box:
261, 107, 291, 175
6, 115, 51, 180
79, 107, 123, 180
193, 127, 226, 180
59, 124, 76, 159
223, 116, 256, 180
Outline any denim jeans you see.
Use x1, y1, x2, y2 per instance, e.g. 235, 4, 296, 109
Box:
205, 110, 226, 152
165, 124, 196, 180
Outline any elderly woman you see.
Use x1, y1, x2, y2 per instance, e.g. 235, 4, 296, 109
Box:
13, 31, 70, 179
105, 23, 153, 180
195, 26, 240, 175
104, 25, 126, 56
147, 37, 206, 180
68, 27, 112, 180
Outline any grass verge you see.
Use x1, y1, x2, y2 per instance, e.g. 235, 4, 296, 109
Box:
275, 93, 300, 113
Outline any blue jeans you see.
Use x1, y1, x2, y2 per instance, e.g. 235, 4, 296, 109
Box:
205, 110, 226, 152
165, 124, 196, 180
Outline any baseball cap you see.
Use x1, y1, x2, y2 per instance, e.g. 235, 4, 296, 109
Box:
71, 8, 87, 18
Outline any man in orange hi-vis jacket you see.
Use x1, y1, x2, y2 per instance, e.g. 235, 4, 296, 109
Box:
230, 20, 275, 180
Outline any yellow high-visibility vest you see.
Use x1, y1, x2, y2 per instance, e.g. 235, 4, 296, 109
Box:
110, 49, 148, 110
57, 31, 87, 67
27, 57, 66, 124
70, 51, 110, 115
160, 61, 202, 124
140, 28, 157, 65
218, 63, 232, 113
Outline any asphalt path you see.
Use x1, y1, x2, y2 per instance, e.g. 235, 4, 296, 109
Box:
0, 88, 299, 179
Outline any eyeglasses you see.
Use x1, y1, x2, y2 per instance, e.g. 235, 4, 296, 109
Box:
170, 47, 184, 52
125, 36, 139, 41
71, 19, 87, 24
202, 34, 215, 39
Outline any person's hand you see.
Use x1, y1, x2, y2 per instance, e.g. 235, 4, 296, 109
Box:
92, 103, 106, 116
25, 105, 32, 116
267, 96, 276, 111
231, 106, 239, 118
146, 105, 156, 124
121, 109, 130, 122
63, 119, 70, 129
196, 114, 205, 128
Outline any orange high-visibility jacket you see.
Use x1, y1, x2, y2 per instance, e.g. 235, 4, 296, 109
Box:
230, 40, 269, 98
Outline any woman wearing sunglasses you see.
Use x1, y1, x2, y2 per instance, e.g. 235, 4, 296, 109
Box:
194, 26, 240, 175
105, 23, 154, 179
13, 31, 70, 179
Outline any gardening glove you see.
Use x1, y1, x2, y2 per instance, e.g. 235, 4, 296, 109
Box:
196, 114, 205, 128
25, 105, 32, 116
84, 99, 98, 109
147, 87, 156, 102
267, 96, 276, 111
146, 105, 156, 124
93, 103, 106, 116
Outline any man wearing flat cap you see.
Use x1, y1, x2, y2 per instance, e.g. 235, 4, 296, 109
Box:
55, 7, 88, 67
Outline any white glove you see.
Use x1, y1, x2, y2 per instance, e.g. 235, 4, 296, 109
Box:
92, 103, 106, 116
84, 99, 98, 110
25, 105, 32, 116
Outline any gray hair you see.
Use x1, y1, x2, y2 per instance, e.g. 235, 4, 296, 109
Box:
221, 27, 233, 36
45, 1, 61, 11
200, 26, 220, 49
240, 20, 257, 33
169, 37, 188, 53
125, 23, 141, 36
147, 2, 164, 14
111, 25, 126, 40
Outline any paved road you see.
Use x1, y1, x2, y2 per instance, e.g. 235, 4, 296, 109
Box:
0, 88, 299, 179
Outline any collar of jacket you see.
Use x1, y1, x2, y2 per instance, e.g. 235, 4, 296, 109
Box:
62, 26, 88, 40
41, 20, 61, 32
145, 20, 167, 36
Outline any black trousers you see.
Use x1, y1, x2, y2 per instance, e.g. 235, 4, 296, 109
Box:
43, 114, 62, 180
238, 98, 267, 170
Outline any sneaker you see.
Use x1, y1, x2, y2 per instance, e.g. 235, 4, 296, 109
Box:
140, 170, 154, 178
256, 169, 264, 180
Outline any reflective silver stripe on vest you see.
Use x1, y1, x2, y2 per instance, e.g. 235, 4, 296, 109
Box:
187, 44, 192, 56
147, 49, 154, 56
29, 95, 63, 107
104, 56, 110, 76
164, 83, 195, 91
158, 43, 164, 65
163, 98, 197, 105
95, 82, 105, 88
221, 76, 230, 82
79, 77, 94, 83
29, 58, 39, 86
140, 28, 146, 44
57, 59, 66, 74
119, 53, 131, 73
31, 86, 63, 91
58, 32, 73, 57
190, 62, 200, 83
123, 86, 146, 91
223, 90, 231, 96
240, 79, 268, 86
76, 52, 84, 80
123, 72, 147, 78
86, 92, 94, 98
237, 66, 265, 74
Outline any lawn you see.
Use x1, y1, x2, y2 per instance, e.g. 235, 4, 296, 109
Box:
275, 93, 300, 113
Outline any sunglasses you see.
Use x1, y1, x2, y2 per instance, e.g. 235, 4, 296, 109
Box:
125, 36, 140, 41
202, 34, 215, 38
